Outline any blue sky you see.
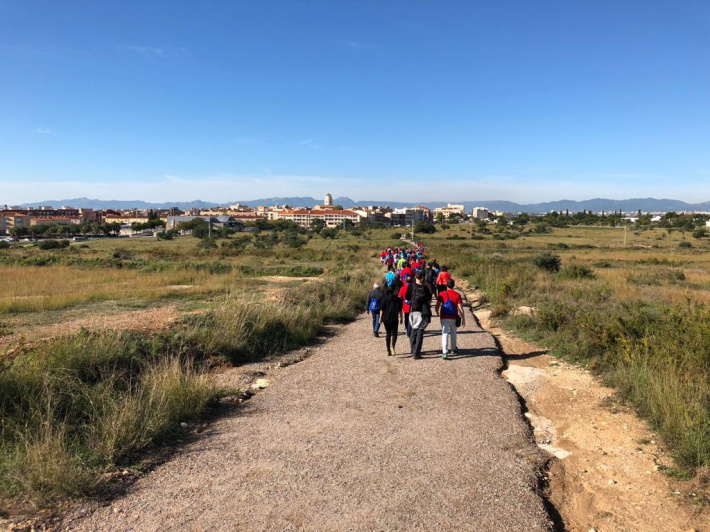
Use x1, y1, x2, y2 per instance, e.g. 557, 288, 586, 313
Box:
1, 1, 709, 204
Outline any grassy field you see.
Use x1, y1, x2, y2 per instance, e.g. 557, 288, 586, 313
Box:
423, 223, 710, 476
0, 228, 392, 510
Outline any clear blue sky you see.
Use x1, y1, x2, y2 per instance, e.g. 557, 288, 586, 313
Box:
2, 1, 709, 204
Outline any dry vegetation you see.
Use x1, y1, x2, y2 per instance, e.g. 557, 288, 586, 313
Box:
425, 223, 710, 477
0, 228, 390, 511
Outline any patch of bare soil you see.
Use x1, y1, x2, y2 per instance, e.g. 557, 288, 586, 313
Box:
475, 307, 709, 532
0, 306, 188, 348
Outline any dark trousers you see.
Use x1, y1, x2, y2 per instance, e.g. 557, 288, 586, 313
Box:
403, 312, 411, 337
383, 321, 399, 352
409, 327, 426, 357
371, 312, 380, 334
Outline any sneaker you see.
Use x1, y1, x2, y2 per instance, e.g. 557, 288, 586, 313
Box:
391, 346, 396, 356
452, 347, 459, 355
442, 352, 449, 360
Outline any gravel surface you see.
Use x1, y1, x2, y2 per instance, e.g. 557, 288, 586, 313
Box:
64, 306, 553, 531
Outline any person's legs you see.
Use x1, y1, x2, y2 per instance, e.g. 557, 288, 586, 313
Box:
384, 322, 393, 354
391, 320, 399, 350
450, 321, 458, 352
404, 312, 411, 337
413, 327, 425, 357
441, 319, 451, 354
372, 312, 380, 336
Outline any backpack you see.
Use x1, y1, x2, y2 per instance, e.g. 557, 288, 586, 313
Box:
369, 295, 381, 312
441, 291, 456, 317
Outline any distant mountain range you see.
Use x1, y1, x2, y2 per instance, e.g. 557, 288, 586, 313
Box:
13, 196, 710, 214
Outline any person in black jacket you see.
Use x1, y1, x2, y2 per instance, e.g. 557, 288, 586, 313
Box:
379, 285, 403, 356
405, 271, 433, 359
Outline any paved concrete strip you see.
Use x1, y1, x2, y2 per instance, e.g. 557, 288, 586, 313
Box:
66, 308, 552, 531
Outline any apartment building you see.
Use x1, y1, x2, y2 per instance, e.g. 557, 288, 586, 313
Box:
385, 207, 430, 226
278, 209, 360, 228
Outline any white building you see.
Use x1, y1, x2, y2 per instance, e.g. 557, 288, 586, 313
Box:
433, 203, 465, 219
472, 207, 489, 220
278, 209, 359, 228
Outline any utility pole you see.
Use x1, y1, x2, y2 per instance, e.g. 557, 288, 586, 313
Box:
411, 220, 414, 243
624, 221, 627, 246
209, 218, 212, 239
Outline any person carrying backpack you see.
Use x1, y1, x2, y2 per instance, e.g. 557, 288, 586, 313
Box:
379, 285, 403, 356
435, 278, 465, 359
405, 271, 432, 359
366, 283, 384, 337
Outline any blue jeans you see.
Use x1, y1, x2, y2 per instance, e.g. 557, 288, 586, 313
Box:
371, 312, 381, 334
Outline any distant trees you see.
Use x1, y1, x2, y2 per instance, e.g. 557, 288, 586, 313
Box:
414, 221, 436, 234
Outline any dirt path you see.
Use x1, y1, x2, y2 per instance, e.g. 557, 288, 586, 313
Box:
475, 308, 709, 532
63, 306, 553, 531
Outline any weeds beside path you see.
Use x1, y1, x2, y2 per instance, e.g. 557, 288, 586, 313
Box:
63, 307, 554, 531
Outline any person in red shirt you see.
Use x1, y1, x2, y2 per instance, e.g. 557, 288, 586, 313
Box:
435, 265, 452, 296
399, 263, 413, 282
434, 278, 465, 359
398, 276, 412, 338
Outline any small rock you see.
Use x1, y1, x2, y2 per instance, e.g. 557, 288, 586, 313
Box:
180, 422, 188, 429
607, 479, 617, 486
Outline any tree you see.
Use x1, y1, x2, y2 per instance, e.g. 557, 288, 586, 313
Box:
692, 228, 707, 240
310, 218, 326, 233
435, 212, 445, 223
414, 221, 436, 234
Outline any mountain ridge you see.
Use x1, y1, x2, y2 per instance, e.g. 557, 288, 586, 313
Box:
12, 196, 710, 214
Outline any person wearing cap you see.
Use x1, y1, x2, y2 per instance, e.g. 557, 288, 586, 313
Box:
366, 282, 384, 337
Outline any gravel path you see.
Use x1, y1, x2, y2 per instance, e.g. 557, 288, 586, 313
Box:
65, 305, 552, 531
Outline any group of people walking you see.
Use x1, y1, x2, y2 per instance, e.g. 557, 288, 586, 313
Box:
366, 245, 466, 360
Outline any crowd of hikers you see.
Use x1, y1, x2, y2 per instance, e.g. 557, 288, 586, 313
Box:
366, 244, 465, 360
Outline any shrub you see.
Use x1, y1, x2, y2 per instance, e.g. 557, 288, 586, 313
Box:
0, 241, 10, 249
679, 240, 692, 248
532, 252, 561, 273
197, 237, 218, 249
559, 264, 596, 280
414, 221, 436, 234
593, 260, 612, 268
391, 232, 402, 239
38, 239, 63, 250
320, 228, 338, 239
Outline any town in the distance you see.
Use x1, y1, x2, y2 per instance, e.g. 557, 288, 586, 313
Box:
2, 192, 710, 240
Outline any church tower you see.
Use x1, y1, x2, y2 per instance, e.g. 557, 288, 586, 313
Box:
324, 192, 333, 206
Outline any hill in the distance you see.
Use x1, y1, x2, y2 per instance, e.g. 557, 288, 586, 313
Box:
15, 196, 710, 213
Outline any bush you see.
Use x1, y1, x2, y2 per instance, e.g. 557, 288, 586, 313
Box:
532, 252, 561, 273
593, 260, 613, 268
0, 241, 10, 249
38, 239, 67, 251
391, 232, 402, 239
414, 221, 436, 234
197, 237, 218, 249
679, 240, 692, 248
0, 331, 215, 506
559, 264, 596, 280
